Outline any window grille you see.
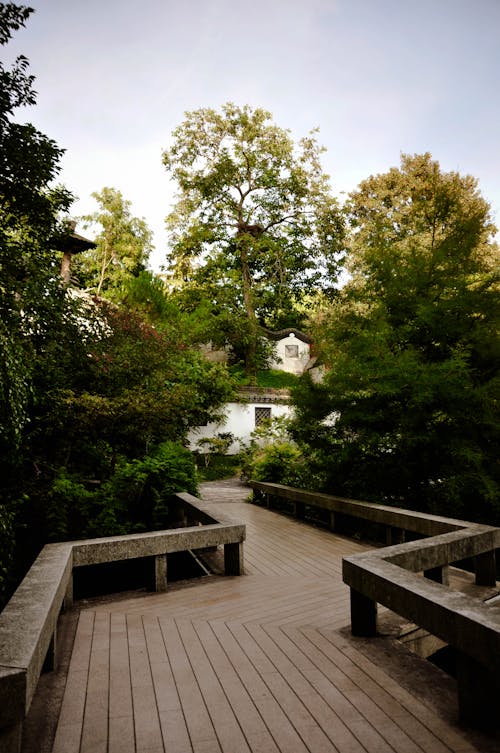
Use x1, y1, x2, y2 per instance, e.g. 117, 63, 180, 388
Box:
255, 407, 272, 426
285, 344, 299, 358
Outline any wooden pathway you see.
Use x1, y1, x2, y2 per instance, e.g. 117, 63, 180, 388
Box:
49, 480, 496, 753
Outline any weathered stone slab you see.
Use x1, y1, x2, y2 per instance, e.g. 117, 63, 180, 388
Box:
0, 544, 73, 709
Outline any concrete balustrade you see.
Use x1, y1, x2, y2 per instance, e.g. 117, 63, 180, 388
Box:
0, 492, 245, 753
249, 480, 500, 730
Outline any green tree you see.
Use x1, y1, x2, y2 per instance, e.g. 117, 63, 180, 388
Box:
0, 3, 75, 601
293, 154, 500, 523
0, 3, 72, 458
14, 298, 235, 568
163, 103, 345, 377
76, 187, 153, 296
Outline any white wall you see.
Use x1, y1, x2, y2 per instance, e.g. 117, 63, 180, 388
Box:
269, 333, 310, 375
188, 401, 294, 454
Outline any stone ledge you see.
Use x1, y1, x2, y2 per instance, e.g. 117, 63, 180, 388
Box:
0, 491, 246, 748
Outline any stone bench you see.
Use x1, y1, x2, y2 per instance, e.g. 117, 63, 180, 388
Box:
0, 492, 245, 752
248, 480, 500, 730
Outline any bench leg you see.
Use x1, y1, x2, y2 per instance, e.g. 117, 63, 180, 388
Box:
0, 722, 22, 753
424, 565, 449, 585
456, 651, 499, 730
224, 542, 244, 576
474, 550, 497, 587
386, 526, 405, 546
155, 554, 167, 592
42, 629, 57, 672
63, 574, 73, 611
350, 588, 377, 636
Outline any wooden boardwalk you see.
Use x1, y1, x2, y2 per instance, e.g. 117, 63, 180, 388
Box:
48, 480, 495, 753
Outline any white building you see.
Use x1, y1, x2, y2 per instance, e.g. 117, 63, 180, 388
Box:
188, 329, 316, 454
188, 394, 293, 454
268, 329, 312, 375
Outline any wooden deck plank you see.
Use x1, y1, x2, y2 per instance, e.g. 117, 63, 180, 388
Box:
108, 613, 135, 753
241, 621, 373, 753
175, 619, 252, 753
49, 481, 494, 753
158, 617, 222, 753
270, 624, 426, 753
314, 628, 481, 753
209, 621, 312, 753
80, 611, 109, 753
51, 611, 95, 753
192, 620, 282, 753
127, 613, 165, 753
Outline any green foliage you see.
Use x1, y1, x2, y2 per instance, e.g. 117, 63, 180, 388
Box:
75, 187, 153, 296
0, 4, 76, 600
197, 432, 234, 466
293, 154, 500, 523
240, 416, 320, 488
101, 442, 197, 533
0, 318, 31, 455
247, 441, 304, 484
195, 454, 241, 482
163, 103, 345, 376
0, 4, 71, 457
44, 442, 197, 541
2, 286, 233, 604
230, 367, 300, 389
0, 494, 18, 604
45, 470, 98, 541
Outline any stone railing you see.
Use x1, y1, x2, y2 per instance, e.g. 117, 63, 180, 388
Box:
0, 492, 245, 753
248, 480, 500, 730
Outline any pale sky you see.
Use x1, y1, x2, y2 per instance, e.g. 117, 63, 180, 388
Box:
5, 0, 500, 269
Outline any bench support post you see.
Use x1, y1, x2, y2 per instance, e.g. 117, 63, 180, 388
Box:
350, 588, 377, 636
474, 550, 496, 587
155, 554, 167, 592
224, 542, 244, 576
0, 723, 22, 753
456, 651, 499, 730
386, 526, 405, 546
424, 565, 450, 585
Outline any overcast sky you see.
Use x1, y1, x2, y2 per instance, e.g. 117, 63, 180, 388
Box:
5, 0, 500, 269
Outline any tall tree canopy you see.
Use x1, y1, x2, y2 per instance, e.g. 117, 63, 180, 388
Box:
163, 103, 345, 375
0, 3, 77, 599
0, 3, 72, 458
76, 187, 153, 296
293, 154, 500, 523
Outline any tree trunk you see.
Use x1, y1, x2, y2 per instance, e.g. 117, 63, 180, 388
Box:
237, 235, 258, 382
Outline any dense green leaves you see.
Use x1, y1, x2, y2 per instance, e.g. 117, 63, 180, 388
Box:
45, 442, 197, 540
0, 4, 77, 600
292, 155, 500, 522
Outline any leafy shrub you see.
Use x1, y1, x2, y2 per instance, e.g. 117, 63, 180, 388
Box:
0, 498, 18, 605
249, 441, 304, 484
241, 417, 303, 486
41, 441, 197, 544
240, 415, 327, 490
102, 441, 197, 532
196, 432, 234, 467
195, 454, 241, 482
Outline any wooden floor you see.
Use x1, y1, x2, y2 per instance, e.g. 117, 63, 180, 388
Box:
50, 480, 495, 753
